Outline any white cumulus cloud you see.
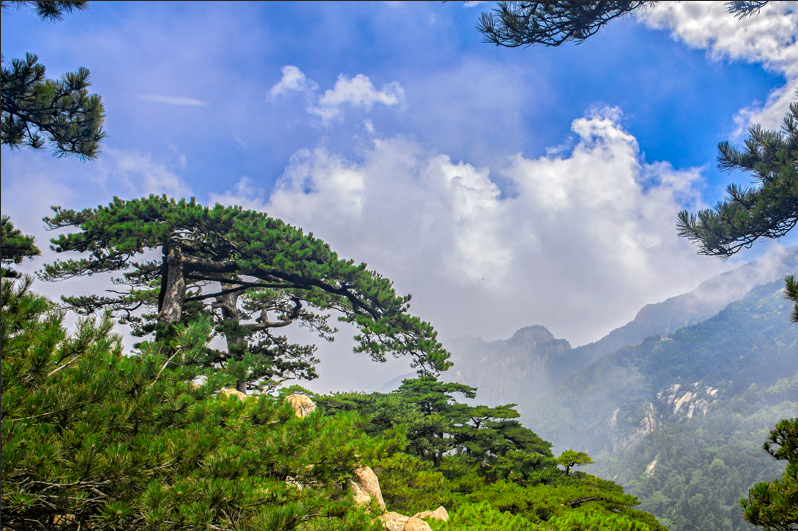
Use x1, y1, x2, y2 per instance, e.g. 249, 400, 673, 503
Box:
269, 66, 406, 123
269, 65, 317, 96
309, 73, 405, 122
215, 108, 727, 355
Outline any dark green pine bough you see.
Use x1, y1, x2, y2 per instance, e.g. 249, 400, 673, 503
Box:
678, 100, 798, 528
1, 215, 41, 278
476, 1, 770, 49
1, 0, 106, 160
677, 100, 798, 259
40, 196, 451, 393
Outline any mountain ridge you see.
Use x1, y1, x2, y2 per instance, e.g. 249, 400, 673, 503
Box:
435, 246, 798, 406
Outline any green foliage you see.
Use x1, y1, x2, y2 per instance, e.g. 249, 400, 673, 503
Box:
429, 501, 537, 530
558, 450, 595, 476
677, 99, 798, 258
475, 1, 769, 49
318, 376, 663, 529
1, 276, 386, 530
546, 506, 655, 530
424, 479, 666, 530
39, 196, 450, 391
477, 1, 654, 48
1, 215, 40, 277
740, 417, 798, 529
1, 38, 105, 158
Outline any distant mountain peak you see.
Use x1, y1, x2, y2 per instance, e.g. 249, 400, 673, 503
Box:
510, 324, 561, 344
439, 245, 798, 408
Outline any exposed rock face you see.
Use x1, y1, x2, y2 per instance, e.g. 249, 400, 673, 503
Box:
380, 512, 410, 531
413, 506, 449, 522
348, 466, 386, 511
403, 517, 432, 531
286, 393, 316, 418
605, 380, 723, 453
220, 388, 247, 399
345, 467, 442, 530
645, 458, 657, 477
378, 514, 433, 531
606, 406, 657, 453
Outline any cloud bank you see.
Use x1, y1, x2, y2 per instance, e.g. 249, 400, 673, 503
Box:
212, 108, 726, 355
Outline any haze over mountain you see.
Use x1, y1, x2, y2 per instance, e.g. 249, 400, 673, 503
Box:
524, 277, 798, 453
523, 277, 798, 531
435, 246, 798, 406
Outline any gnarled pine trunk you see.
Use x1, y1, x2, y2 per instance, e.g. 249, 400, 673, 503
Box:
158, 241, 186, 325
216, 282, 249, 393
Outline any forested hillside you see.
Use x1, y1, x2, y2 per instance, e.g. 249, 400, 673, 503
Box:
521, 278, 798, 530
593, 388, 794, 530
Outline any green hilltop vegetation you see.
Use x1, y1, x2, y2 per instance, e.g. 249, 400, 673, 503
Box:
522, 278, 798, 531
1, 208, 666, 530
3, 5, 796, 529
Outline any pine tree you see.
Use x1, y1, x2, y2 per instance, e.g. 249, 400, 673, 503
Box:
317, 376, 556, 479
475, 1, 768, 48
1, 215, 40, 278
0, 275, 387, 531
677, 99, 798, 258
39, 196, 451, 393
477, 1, 653, 48
1, 1, 106, 159
556, 450, 595, 477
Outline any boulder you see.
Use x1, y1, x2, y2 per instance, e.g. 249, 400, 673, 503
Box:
348, 466, 386, 511
286, 393, 316, 418
220, 388, 247, 399
413, 506, 449, 522
403, 517, 432, 531
379, 512, 409, 531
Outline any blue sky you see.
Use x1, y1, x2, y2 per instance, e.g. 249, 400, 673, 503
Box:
3, 2, 797, 391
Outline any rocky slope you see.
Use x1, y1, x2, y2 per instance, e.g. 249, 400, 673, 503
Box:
522, 278, 798, 455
